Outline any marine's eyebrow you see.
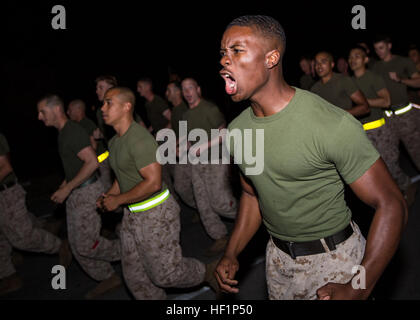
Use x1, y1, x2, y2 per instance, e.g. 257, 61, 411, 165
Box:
220, 42, 246, 51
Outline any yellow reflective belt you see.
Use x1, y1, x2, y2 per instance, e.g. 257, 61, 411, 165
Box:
363, 118, 385, 131
394, 103, 413, 115
97, 151, 109, 163
128, 189, 170, 213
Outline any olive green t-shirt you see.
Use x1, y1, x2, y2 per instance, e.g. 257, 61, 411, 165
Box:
171, 101, 189, 138
145, 95, 170, 134
182, 99, 225, 137
58, 121, 92, 182
108, 121, 166, 195
0, 133, 17, 185
78, 117, 107, 156
182, 99, 225, 160
79, 117, 97, 137
352, 70, 387, 124
96, 108, 106, 137
372, 55, 418, 106
311, 73, 358, 110
227, 88, 379, 242
299, 74, 316, 91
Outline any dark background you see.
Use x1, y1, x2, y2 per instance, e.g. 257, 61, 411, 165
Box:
2, 0, 419, 181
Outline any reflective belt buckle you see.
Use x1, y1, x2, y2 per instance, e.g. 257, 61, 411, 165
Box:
128, 189, 170, 213
394, 103, 413, 116
97, 151, 109, 163
363, 118, 385, 131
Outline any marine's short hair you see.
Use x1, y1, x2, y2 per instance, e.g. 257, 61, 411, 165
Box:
349, 45, 368, 56
68, 99, 86, 111
95, 75, 118, 87
107, 87, 136, 112
316, 51, 334, 63
408, 44, 419, 53
373, 34, 392, 45
168, 80, 182, 91
39, 94, 64, 111
181, 77, 201, 89
137, 77, 153, 86
299, 54, 313, 62
226, 15, 286, 51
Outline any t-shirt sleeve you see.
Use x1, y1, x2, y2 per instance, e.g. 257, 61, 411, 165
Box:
324, 113, 380, 184
157, 98, 170, 114
0, 134, 10, 156
69, 125, 91, 155
84, 119, 97, 137
404, 58, 418, 78
341, 77, 359, 97
129, 132, 159, 171
207, 106, 226, 128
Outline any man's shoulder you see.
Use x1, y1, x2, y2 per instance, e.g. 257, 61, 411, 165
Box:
227, 89, 349, 131
154, 95, 169, 107
200, 99, 219, 110
334, 72, 351, 83
82, 116, 96, 126
175, 101, 189, 112
393, 55, 408, 63
297, 88, 351, 123
310, 79, 323, 91
364, 69, 383, 82
228, 108, 251, 131
128, 122, 155, 142
63, 120, 86, 135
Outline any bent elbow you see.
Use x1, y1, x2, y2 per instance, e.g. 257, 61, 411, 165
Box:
152, 180, 162, 194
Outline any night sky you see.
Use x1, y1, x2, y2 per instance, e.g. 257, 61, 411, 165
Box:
3, 0, 419, 180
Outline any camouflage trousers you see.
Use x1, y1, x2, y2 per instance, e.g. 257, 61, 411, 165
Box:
366, 123, 411, 191
0, 184, 61, 279
174, 163, 237, 240
120, 196, 205, 300
173, 163, 195, 208
266, 222, 365, 300
98, 158, 113, 192
66, 180, 121, 281
388, 108, 420, 173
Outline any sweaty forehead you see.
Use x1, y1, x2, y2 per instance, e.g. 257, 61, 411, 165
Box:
182, 79, 197, 88
316, 53, 332, 62
222, 25, 265, 45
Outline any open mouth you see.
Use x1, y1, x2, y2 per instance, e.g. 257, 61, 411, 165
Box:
221, 71, 237, 95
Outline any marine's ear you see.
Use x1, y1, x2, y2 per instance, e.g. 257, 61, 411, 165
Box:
265, 49, 281, 69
